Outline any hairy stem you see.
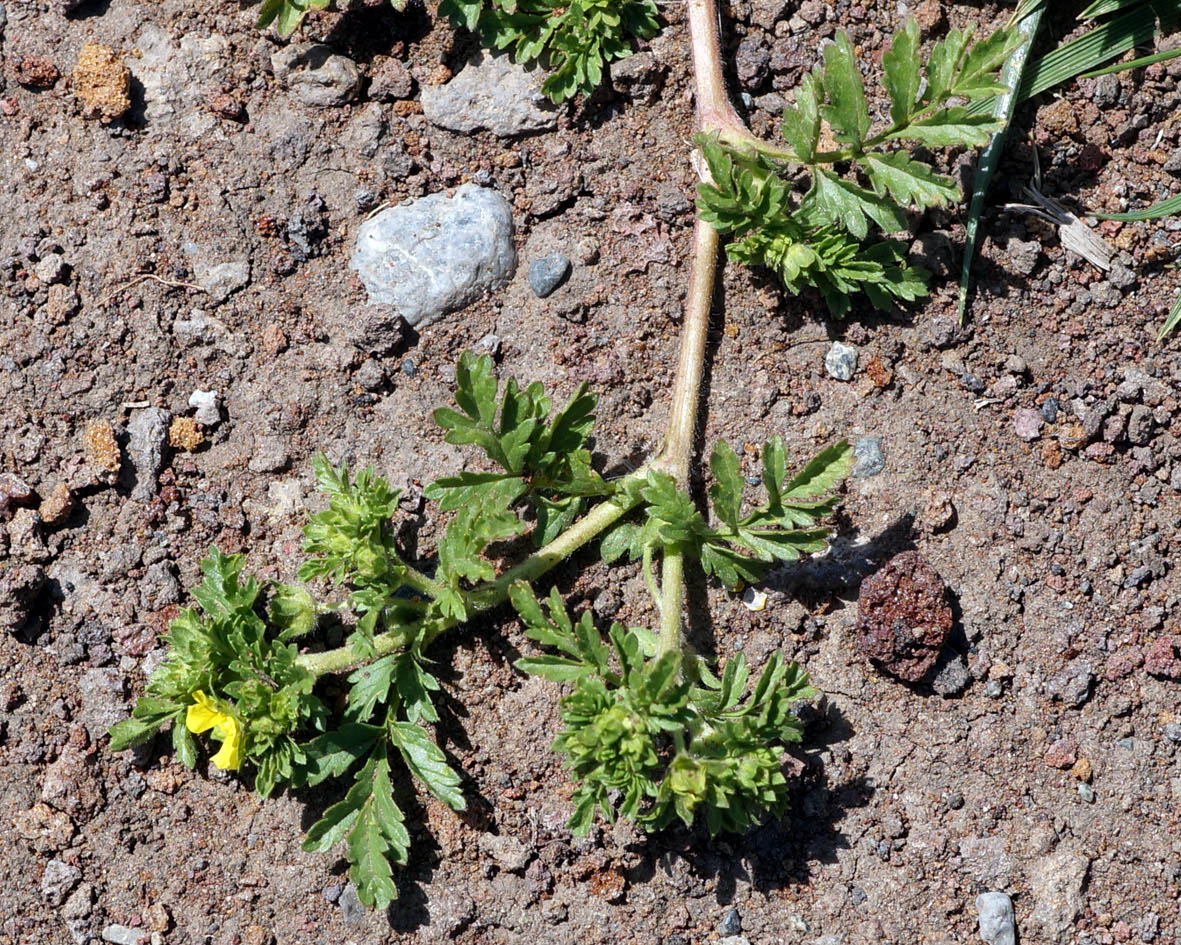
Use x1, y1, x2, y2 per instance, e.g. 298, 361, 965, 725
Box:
295, 479, 646, 678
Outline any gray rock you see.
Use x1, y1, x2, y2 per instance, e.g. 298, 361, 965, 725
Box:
63, 883, 94, 920
975, 892, 1016, 945
34, 253, 68, 285
1127, 405, 1154, 446
272, 43, 360, 108
1164, 722, 1181, 743
421, 50, 556, 137
41, 858, 82, 906
0, 562, 45, 633
248, 436, 290, 473
479, 832, 532, 872
1047, 658, 1094, 708
528, 254, 571, 298
369, 57, 414, 101
350, 184, 516, 328
8, 507, 48, 562
930, 654, 970, 696
611, 51, 666, 104
338, 883, 365, 926
78, 666, 127, 739
188, 389, 221, 426
1009, 238, 1041, 276
719, 907, 742, 935
1107, 262, 1137, 289
1028, 846, 1090, 943
194, 259, 251, 303
126, 407, 171, 501
959, 837, 1015, 887
355, 359, 386, 391
852, 437, 885, 478
825, 342, 857, 381
101, 925, 149, 945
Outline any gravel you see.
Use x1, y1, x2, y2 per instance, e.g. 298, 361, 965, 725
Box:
930, 653, 971, 696
421, 50, 556, 137
975, 892, 1016, 945
271, 43, 360, 108
528, 253, 572, 298
852, 437, 885, 477
126, 407, 171, 501
825, 342, 858, 381
350, 184, 516, 327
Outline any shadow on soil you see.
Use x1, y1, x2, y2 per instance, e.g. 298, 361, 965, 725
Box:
628, 701, 872, 902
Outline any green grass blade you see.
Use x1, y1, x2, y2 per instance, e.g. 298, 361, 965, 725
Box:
1094, 193, 1181, 221
1080, 0, 1149, 18
1080, 44, 1181, 76
958, 2, 1046, 323
1160, 289, 1181, 341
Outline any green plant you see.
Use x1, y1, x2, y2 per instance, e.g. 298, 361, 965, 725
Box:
111, 355, 849, 908
112, 3, 1016, 913
695, 23, 1022, 316
439, 0, 661, 102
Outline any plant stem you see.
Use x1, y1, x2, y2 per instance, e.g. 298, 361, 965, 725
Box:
295, 476, 646, 677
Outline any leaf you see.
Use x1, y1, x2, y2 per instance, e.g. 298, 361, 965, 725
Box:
808, 169, 909, 239
781, 441, 853, 500
347, 655, 397, 720
924, 27, 971, 104
424, 472, 528, 512
761, 437, 787, 512
819, 32, 871, 149
108, 712, 169, 751
1094, 193, 1181, 221
887, 106, 1001, 148
882, 18, 921, 125
396, 654, 441, 724
863, 152, 959, 212
708, 440, 744, 530
389, 721, 466, 811
781, 68, 822, 162
296, 723, 382, 787
437, 500, 525, 585
515, 655, 595, 682
270, 583, 319, 640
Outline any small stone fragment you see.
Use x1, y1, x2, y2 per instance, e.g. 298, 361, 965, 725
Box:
9, 507, 49, 561
350, 184, 516, 328
825, 342, 857, 381
1043, 736, 1077, 769
369, 57, 414, 100
1013, 407, 1043, 441
1008, 238, 1041, 276
83, 419, 122, 476
0, 473, 35, 521
101, 924, 150, 945
852, 437, 885, 478
1028, 847, 1090, 943
479, 832, 532, 872
0, 563, 45, 634
1047, 658, 1094, 708
1070, 757, 1092, 782
188, 389, 222, 426
1144, 636, 1181, 679
930, 653, 971, 697
13, 802, 75, 852
855, 551, 952, 682
34, 253, 68, 285
422, 50, 556, 137
38, 482, 74, 527
40, 858, 81, 907
975, 892, 1016, 945
206, 90, 245, 121
528, 253, 571, 298
46, 284, 80, 321
271, 43, 360, 108
337, 884, 365, 927
719, 907, 742, 935
9, 54, 59, 88
72, 42, 131, 120
127, 407, 171, 501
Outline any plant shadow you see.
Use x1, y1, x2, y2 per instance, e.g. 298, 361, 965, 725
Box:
626, 701, 871, 900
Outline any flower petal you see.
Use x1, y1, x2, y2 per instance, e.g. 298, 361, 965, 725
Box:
186, 692, 221, 734
209, 727, 244, 771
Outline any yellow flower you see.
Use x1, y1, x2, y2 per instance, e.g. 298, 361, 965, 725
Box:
186, 691, 244, 771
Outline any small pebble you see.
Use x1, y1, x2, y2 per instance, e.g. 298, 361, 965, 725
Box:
322, 884, 343, 903
852, 437, 885, 478
338, 883, 365, 926
960, 373, 985, 393
528, 253, 571, 298
1013, 408, 1043, 442
1077, 782, 1095, 803
825, 342, 857, 381
188, 389, 222, 427
984, 679, 1004, 698
401, 359, 417, 378
1041, 398, 1059, 423
1163, 723, 1181, 743
976, 891, 1016, 945
719, 907, 742, 935
930, 654, 970, 696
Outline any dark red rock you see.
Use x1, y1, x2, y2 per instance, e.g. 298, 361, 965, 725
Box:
1144, 636, 1181, 680
855, 551, 952, 682
1043, 736, 1078, 770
